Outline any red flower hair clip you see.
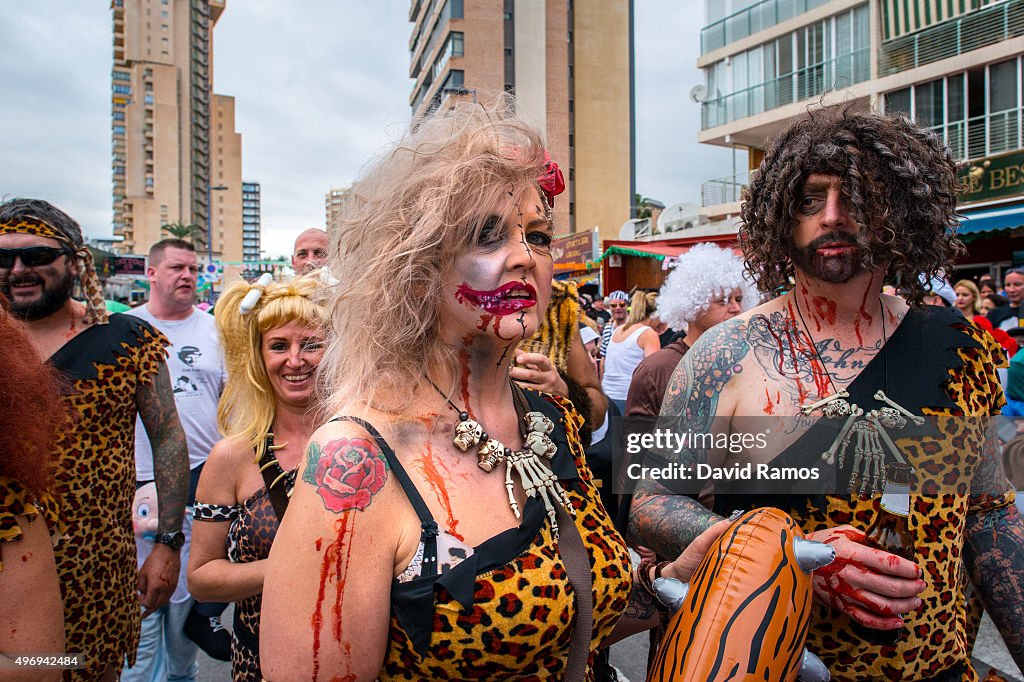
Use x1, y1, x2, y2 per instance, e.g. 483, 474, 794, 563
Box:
538, 151, 565, 208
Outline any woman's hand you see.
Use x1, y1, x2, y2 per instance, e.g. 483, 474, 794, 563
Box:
661, 519, 732, 583
509, 350, 569, 396
806, 525, 925, 629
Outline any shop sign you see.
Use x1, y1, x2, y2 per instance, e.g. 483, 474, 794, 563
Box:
551, 231, 594, 266
114, 255, 146, 275
961, 150, 1024, 204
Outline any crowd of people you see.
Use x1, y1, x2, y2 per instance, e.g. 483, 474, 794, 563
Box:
0, 99, 1022, 682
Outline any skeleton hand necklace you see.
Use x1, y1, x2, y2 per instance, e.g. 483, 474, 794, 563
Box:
426, 377, 575, 536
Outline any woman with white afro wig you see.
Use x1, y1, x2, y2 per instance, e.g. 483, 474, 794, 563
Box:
656, 243, 758, 332
626, 243, 758, 419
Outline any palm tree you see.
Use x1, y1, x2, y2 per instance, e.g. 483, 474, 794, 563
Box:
162, 221, 206, 244
633, 193, 653, 220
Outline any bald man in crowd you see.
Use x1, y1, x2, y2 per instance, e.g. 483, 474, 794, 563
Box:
291, 228, 328, 275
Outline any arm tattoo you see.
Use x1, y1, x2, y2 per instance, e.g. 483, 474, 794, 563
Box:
623, 581, 659, 622
302, 436, 389, 513
629, 320, 748, 557
964, 424, 1024, 669
137, 361, 189, 533
964, 503, 1024, 669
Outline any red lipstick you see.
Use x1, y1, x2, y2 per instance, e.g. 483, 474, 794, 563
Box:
455, 282, 537, 315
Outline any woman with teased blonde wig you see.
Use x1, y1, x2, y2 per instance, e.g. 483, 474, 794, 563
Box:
259, 99, 727, 681
187, 274, 325, 681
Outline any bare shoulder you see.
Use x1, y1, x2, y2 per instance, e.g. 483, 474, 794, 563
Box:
662, 316, 753, 423
196, 435, 251, 504
299, 417, 392, 516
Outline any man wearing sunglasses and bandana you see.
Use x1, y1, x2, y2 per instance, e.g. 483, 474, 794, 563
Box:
0, 197, 189, 681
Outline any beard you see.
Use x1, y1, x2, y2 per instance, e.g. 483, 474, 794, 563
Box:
1, 268, 76, 321
788, 231, 865, 284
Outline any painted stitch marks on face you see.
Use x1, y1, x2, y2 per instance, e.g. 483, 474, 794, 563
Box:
304, 437, 389, 513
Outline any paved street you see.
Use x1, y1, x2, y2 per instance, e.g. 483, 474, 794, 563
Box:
197, 607, 1022, 681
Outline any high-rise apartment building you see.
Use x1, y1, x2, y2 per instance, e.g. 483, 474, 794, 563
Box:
242, 181, 261, 272
407, 0, 634, 244
325, 186, 350, 233
111, 0, 243, 261
696, 0, 1024, 279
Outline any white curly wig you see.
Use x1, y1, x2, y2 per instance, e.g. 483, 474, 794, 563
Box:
656, 243, 759, 330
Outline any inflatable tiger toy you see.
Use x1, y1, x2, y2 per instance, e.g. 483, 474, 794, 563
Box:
647, 507, 834, 682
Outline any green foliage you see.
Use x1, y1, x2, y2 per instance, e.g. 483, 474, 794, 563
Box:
161, 222, 206, 243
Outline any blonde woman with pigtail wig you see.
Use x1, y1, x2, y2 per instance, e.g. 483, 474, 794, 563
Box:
187, 273, 326, 682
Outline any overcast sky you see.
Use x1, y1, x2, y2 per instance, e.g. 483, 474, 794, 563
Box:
0, 1, 732, 258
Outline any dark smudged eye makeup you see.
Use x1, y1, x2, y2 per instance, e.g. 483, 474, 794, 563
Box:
476, 215, 504, 246
526, 231, 553, 248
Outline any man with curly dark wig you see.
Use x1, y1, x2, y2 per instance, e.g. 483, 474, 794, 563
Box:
630, 107, 1023, 680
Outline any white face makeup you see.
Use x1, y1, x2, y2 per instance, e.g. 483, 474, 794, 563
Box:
441, 187, 554, 348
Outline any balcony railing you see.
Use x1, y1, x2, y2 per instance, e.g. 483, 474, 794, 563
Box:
702, 47, 869, 129
880, 0, 1024, 76
702, 170, 751, 207
701, 0, 832, 54
699, 107, 1024, 210
926, 107, 1024, 162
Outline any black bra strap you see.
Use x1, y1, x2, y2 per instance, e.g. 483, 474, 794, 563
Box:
329, 416, 439, 576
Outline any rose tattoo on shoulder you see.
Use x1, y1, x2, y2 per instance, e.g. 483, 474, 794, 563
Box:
302, 436, 389, 513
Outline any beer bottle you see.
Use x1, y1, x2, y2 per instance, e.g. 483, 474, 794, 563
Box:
852, 462, 916, 647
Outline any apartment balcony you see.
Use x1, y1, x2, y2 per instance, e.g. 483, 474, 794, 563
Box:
927, 106, 1024, 162
701, 0, 832, 55
880, 0, 1024, 76
702, 48, 870, 131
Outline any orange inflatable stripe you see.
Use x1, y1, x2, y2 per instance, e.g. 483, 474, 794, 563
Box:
648, 508, 816, 682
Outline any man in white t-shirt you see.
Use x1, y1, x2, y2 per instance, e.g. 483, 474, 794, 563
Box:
124, 239, 228, 680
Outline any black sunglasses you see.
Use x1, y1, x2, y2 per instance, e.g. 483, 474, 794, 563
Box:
0, 246, 67, 268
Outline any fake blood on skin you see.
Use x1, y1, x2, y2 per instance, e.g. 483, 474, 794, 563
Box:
853, 283, 875, 347
416, 442, 465, 541
312, 515, 355, 682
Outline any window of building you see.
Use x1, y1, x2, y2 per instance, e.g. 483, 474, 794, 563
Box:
883, 57, 1024, 160
990, 58, 1018, 113
112, 84, 131, 95
884, 87, 911, 115
701, 4, 869, 129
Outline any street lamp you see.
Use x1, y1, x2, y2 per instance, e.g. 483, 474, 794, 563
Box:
207, 184, 228, 301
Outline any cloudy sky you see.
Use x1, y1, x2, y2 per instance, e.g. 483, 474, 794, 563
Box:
0, 1, 732, 258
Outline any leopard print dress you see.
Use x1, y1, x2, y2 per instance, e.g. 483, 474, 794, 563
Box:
718, 306, 1013, 681
0, 476, 63, 569
48, 314, 167, 680
193, 463, 297, 682
359, 390, 633, 680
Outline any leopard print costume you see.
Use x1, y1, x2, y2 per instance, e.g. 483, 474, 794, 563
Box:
48, 314, 167, 680
793, 308, 1011, 681
0, 476, 63, 570
193, 465, 298, 682
377, 390, 633, 680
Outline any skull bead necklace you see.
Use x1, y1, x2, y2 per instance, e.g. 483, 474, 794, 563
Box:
426, 377, 575, 536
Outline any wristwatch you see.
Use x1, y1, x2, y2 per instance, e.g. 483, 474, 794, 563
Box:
154, 531, 186, 550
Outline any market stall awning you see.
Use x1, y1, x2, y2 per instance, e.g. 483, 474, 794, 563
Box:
957, 204, 1024, 237
597, 243, 688, 262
